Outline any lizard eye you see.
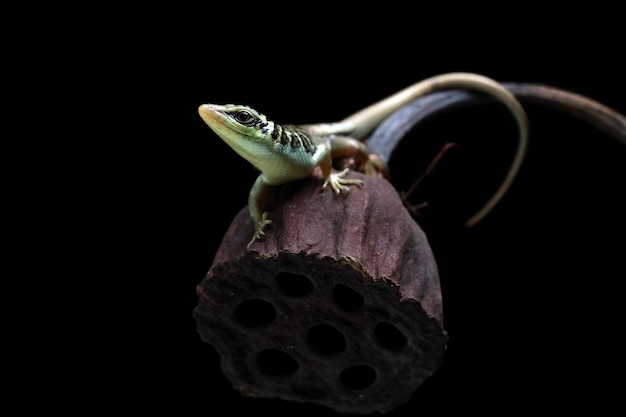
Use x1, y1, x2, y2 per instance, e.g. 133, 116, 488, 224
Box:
233, 110, 257, 126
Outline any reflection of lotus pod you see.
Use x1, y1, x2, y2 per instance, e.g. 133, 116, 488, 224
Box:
195, 172, 447, 414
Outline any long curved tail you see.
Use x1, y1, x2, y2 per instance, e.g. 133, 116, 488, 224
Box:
333, 72, 529, 228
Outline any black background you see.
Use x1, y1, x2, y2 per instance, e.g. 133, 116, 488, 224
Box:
88, 10, 626, 416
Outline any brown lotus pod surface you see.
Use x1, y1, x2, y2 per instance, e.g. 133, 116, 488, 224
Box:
194, 171, 447, 414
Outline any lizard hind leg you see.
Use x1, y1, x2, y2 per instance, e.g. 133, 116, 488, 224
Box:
329, 135, 385, 176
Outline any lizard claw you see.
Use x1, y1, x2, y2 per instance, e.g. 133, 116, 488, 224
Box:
323, 168, 363, 194
247, 212, 272, 249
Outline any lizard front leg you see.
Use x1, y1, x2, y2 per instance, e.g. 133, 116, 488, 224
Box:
315, 142, 364, 194
247, 174, 272, 249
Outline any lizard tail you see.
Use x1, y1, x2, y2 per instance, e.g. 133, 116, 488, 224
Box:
342, 72, 530, 228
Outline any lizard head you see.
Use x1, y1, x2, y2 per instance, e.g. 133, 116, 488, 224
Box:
199, 104, 317, 174
198, 104, 272, 139
198, 103, 278, 167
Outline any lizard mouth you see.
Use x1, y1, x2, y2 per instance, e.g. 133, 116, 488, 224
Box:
198, 104, 248, 142
198, 104, 219, 123
198, 104, 232, 133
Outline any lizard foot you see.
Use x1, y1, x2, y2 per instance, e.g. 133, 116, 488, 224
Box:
362, 154, 388, 178
247, 212, 272, 249
323, 168, 364, 195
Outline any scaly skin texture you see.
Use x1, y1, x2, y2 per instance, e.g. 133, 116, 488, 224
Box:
198, 72, 529, 249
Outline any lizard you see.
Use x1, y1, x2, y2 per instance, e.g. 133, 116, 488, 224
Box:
198, 72, 529, 249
